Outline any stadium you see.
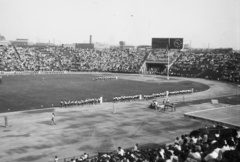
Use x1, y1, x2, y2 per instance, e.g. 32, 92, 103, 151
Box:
0, 39, 240, 162
1, 1, 240, 162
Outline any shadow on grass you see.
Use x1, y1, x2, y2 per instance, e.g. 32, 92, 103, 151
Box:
6, 146, 30, 155
16, 154, 47, 162
2, 133, 30, 138
2, 129, 11, 132
37, 121, 54, 125
21, 108, 55, 114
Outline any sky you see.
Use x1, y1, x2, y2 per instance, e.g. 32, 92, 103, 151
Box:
0, 0, 239, 49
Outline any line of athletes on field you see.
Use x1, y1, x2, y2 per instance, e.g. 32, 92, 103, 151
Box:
60, 98, 101, 107
93, 76, 118, 81
113, 95, 140, 102
113, 89, 193, 102
144, 89, 192, 100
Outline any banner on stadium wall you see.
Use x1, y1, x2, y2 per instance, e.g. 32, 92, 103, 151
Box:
152, 38, 183, 49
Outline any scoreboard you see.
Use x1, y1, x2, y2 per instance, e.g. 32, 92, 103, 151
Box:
152, 38, 183, 49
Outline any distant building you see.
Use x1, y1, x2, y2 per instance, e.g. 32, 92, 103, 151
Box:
75, 35, 94, 49
28, 42, 34, 46
0, 41, 10, 47
183, 44, 190, 49
94, 42, 110, 50
212, 48, 233, 53
120, 45, 135, 50
75, 43, 94, 49
0, 34, 6, 41
11, 39, 28, 46
110, 45, 120, 50
137, 45, 151, 52
63, 44, 75, 49
109, 45, 135, 50
119, 41, 125, 46
35, 42, 55, 47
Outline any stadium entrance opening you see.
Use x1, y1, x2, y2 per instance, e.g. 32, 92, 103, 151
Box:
146, 61, 167, 74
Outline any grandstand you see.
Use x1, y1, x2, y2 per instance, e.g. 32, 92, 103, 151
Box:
2, 44, 239, 81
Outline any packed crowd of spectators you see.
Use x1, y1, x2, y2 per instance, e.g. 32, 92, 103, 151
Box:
71, 48, 147, 73
0, 46, 148, 73
169, 51, 240, 83
64, 125, 239, 162
1, 46, 240, 83
147, 50, 177, 63
165, 125, 240, 162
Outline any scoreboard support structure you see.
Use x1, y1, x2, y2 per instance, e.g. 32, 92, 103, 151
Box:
152, 38, 183, 80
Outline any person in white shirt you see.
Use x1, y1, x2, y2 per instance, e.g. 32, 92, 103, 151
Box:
166, 99, 170, 104
174, 143, 181, 151
188, 146, 202, 162
71, 157, 76, 162
159, 148, 165, 160
117, 147, 125, 158
204, 142, 221, 162
133, 143, 139, 152
82, 153, 88, 160
217, 140, 230, 161
191, 136, 198, 144
51, 113, 56, 125
174, 137, 180, 144
54, 156, 58, 162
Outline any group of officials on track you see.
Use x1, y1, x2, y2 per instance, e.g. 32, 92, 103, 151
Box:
149, 98, 176, 112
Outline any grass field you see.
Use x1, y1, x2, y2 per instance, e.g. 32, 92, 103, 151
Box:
0, 74, 209, 113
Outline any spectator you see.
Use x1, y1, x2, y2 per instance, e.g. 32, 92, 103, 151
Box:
133, 143, 139, 152
117, 147, 125, 158
187, 145, 202, 162
54, 156, 58, 162
204, 142, 221, 162
159, 148, 165, 160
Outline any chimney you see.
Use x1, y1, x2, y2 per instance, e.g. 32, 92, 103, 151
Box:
90, 35, 92, 44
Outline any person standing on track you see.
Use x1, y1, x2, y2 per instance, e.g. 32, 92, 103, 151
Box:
51, 113, 56, 125
166, 99, 170, 104
163, 99, 165, 104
